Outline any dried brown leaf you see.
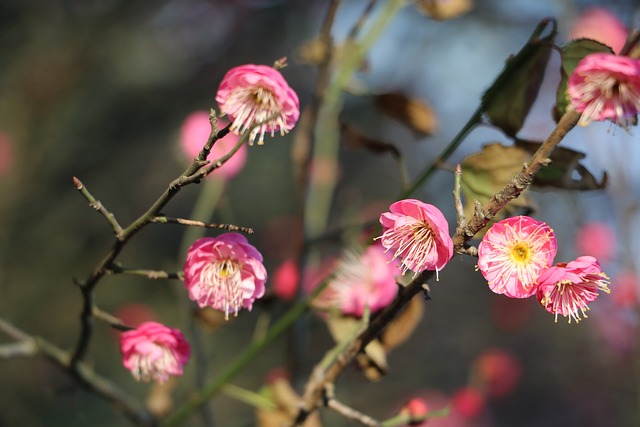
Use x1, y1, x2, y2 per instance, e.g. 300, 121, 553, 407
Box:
416, 0, 473, 21
381, 295, 424, 352
375, 92, 438, 136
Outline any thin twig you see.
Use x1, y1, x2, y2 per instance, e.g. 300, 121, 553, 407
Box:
0, 318, 156, 426
150, 216, 254, 234
324, 384, 380, 426
346, 0, 378, 41
452, 164, 477, 257
453, 108, 581, 249
73, 177, 124, 238
0, 341, 37, 358
106, 265, 184, 280
70, 121, 232, 369
293, 109, 582, 425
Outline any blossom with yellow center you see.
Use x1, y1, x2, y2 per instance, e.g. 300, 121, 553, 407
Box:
478, 216, 557, 298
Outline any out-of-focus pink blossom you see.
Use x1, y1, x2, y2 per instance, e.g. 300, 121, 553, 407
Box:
569, 7, 628, 54
451, 387, 485, 420
568, 53, 640, 128
114, 304, 158, 328
179, 111, 247, 180
472, 348, 521, 399
318, 244, 399, 317
574, 221, 616, 263
478, 216, 557, 298
378, 199, 453, 278
215, 64, 299, 145
536, 256, 611, 323
611, 271, 639, 308
0, 132, 14, 176
399, 398, 429, 426
395, 390, 468, 427
272, 259, 299, 302
120, 322, 190, 384
183, 233, 267, 319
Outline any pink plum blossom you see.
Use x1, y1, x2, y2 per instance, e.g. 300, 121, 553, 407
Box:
569, 7, 628, 54
120, 322, 190, 384
477, 216, 557, 298
611, 271, 639, 308
272, 259, 299, 302
215, 64, 299, 145
451, 387, 485, 420
179, 111, 247, 180
536, 256, 611, 323
378, 199, 453, 277
574, 221, 616, 262
568, 53, 640, 128
399, 398, 429, 426
318, 244, 399, 317
472, 348, 521, 398
183, 233, 267, 319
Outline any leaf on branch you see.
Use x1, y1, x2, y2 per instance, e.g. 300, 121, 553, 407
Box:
146, 377, 177, 417
482, 18, 557, 137
553, 39, 614, 121
380, 295, 424, 352
257, 375, 323, 427
416, 0, 473, 21
515, 139, 608, 190
460, 143, 536, 237
341, 122, 401, 158
193, 307, 228, 330
374, 92, 439, 136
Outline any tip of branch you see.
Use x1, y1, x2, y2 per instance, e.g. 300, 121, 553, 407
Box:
73, 176, 83, 190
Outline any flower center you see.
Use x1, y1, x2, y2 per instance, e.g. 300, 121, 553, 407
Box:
510, 242, 530, 263
381, 220, 437, 276
200, 259, 244, 319
131, 344, 178, 384
225, 86, 287, 145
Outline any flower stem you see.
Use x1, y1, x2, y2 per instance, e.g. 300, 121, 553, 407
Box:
399, 105, 483, 199
161, 282, 327, 427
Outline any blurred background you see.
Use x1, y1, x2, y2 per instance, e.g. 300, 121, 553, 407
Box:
1, 0, 640, 426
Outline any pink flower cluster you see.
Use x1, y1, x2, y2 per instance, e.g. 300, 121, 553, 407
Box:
183, 233, 267, 319
120, 322, 191, 384
216, 64, 299, 145
477, 216, 610, 323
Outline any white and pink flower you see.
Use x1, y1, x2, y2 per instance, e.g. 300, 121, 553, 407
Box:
568, 53, 640, 128
378, 199, 453, 277
478, 216, 557, 298
216, 64, 299, 145
536, 256, 611, 323
120, 322, 190, 384
318, 244, 399, 317
183, 233, 267, 319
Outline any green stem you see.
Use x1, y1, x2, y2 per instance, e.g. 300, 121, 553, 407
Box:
399, 105, 483, 199
161, 282, 327, 427
304, 0, 407, 238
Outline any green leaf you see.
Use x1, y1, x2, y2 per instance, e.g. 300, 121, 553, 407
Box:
553, 39, 614, 121
481, 18, 557, 137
